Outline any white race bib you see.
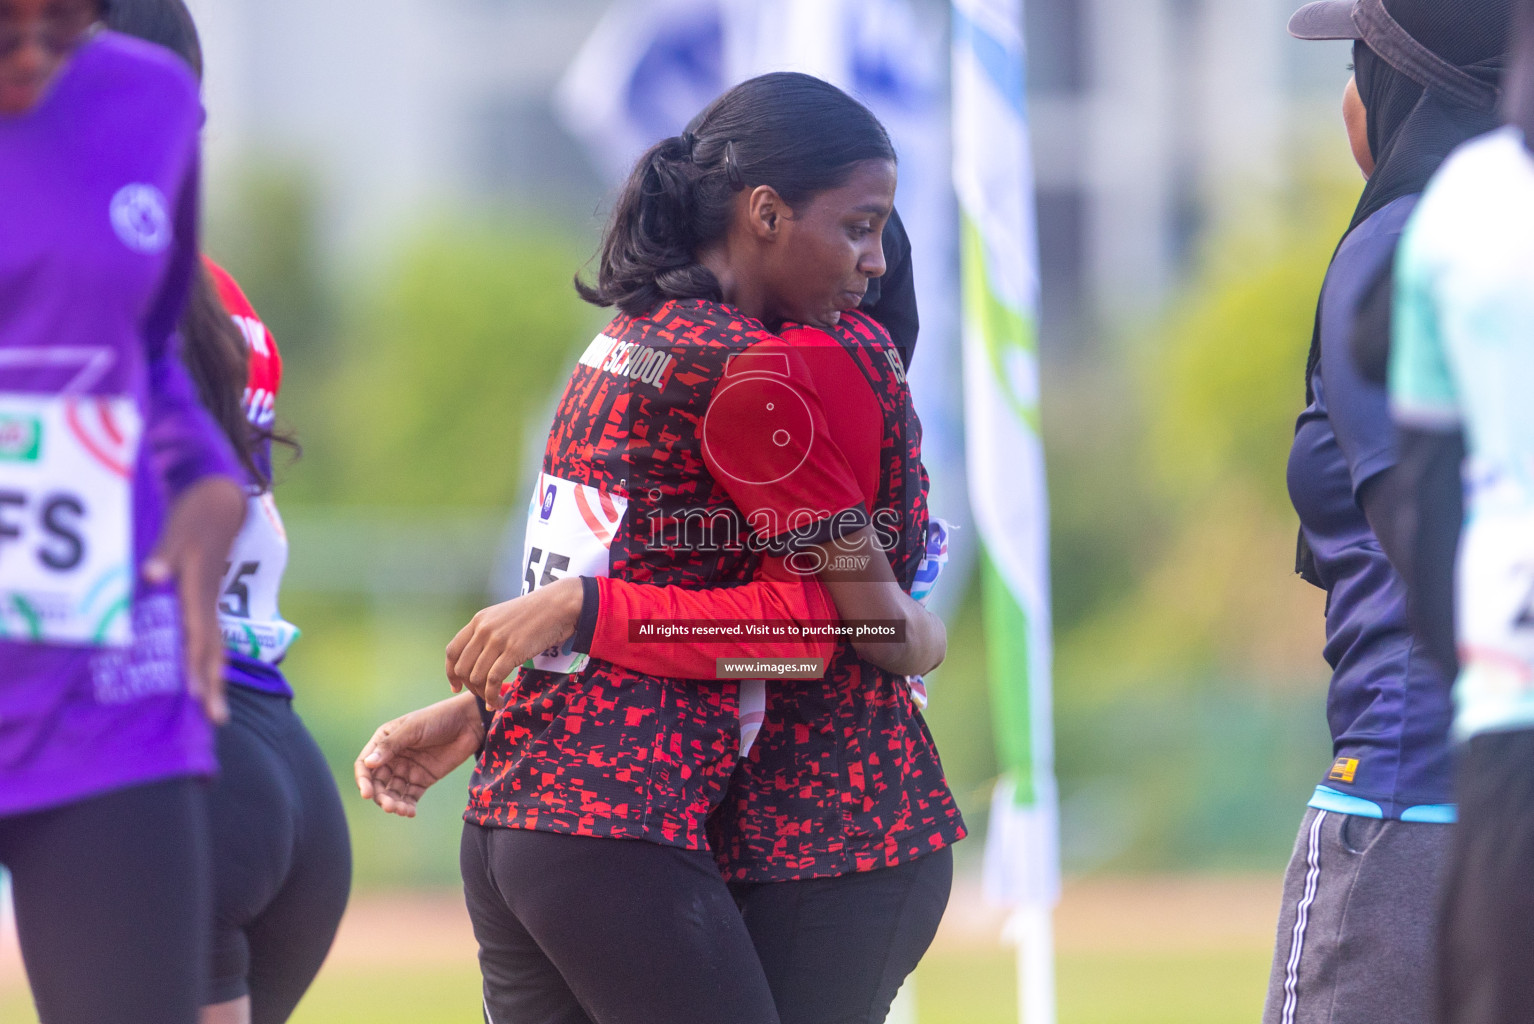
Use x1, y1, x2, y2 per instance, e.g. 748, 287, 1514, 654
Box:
520, 473, 627, 673
738, 679, 766, 759
904, 517, 952, 711
218, 491, 300, 663
1454, 511, 1534, 735
0, 393, 140, 647
1458, 513, 1534, 664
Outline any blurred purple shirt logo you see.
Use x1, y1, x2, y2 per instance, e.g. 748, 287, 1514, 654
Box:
109, 184, 170, 255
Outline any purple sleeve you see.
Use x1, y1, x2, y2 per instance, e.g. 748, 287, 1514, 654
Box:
145, 338, 241, 495
143, 148, 200, 361
141, 149, 241, 496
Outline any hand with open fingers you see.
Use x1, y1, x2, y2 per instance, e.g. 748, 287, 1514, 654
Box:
142, 476, 245, 726
445, 576, 584, 709
355, 693, 486, 818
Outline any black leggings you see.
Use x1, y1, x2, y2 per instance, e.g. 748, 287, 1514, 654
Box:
206, 685, 352, 1022
461, 824, 779, 1024
730, 847, 954, 1024
0, 778, 211, 1024
1439, 728, 1534, 1024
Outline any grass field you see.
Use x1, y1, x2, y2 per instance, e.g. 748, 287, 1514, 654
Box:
0, 948, 1271, 1024
0, 876, 1277, 1023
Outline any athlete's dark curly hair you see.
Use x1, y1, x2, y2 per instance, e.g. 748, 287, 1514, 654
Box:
106, 0, 300, 486
101, 0, 200, 77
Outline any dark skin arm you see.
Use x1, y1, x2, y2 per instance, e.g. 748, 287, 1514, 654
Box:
1356, 468, 1414, 585
1349, 244, 1462, 672
391, 528, 944, 814
814, 525, 946, 677
1351, 258, 1394, 387
1388, 428, 1465, 676
144, 476, 246, 725
447, 525, 945, 708
1356, 431, 1465, 676
354, 692, 485, 817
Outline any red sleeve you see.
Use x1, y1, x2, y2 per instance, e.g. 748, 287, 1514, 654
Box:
203, 257, 283, 401
587, 557, 839, 679
775, 324, 884, 509
583, 325, 891, 680
701, 337, 868, 553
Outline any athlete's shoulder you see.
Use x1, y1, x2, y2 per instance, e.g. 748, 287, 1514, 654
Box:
203, 258, 257, 320
640, 299, 778, 349
1439, 126, 1524, 184
1418, 128, 1528, 235
58, 33, 201, 167
773, 312, 889, 352
78, 31, 200, 117
202, 257, 282, 401
835, 308, 893, 345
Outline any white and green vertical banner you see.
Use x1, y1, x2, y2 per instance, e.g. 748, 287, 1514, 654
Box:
954, 0, 1059, 1020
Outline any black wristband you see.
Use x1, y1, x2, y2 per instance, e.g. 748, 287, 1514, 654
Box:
475, 696, 493, 757
570, 576, 600, 654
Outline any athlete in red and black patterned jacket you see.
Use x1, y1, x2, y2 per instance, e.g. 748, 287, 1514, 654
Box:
574, 310, 964, 881
714, 313, 964, 882
464, 298, 870, 849
556, 308, 965, 1024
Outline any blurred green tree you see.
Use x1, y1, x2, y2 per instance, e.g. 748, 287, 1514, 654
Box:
298, 218, 601, 509
1054, 181, 1361, 701
206, 163, 335, 377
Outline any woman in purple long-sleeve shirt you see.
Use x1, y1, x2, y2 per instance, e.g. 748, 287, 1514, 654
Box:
0, 3, 245, 1022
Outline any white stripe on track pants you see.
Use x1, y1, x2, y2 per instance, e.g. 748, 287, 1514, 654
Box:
1261, 806, 1450, 1024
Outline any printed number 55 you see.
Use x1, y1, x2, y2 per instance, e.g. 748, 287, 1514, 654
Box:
219, 560, 259, 618
523, 547, 570, 595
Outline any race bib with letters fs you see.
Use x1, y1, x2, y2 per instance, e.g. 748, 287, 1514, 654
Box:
520, 473, 627, 674
0, 393, 141, 647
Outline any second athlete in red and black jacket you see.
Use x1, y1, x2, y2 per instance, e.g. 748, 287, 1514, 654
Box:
562, 308, 966, 882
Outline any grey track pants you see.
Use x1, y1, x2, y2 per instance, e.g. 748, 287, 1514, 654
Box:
1261, 807, 1451, 1024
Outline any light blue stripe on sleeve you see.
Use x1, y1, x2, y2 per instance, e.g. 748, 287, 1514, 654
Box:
1307, 786, 1456, 822
1308, 785, 1384, 818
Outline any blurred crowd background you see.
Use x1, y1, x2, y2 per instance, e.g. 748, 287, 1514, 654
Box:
182, 0, 1361, 889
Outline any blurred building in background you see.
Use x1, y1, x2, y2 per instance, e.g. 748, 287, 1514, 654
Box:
186, 0, 611, 249
1025, 0, 1350, 347
188, 0, 1351, 351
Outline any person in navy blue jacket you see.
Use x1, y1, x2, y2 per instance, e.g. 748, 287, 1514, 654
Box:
1266, 3, 1508, 1023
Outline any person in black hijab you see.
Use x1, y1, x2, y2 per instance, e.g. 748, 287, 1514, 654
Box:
1387, 2, 1534, 1020
861, 209, 920, 367
1264, 5, 1509, 1024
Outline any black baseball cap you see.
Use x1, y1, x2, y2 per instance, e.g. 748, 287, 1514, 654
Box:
1287, 0, 1505, 111
1289, 0, 1363, 40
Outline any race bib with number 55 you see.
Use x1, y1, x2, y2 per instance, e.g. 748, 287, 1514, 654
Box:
520, 473, 627, 674
0, 393, 141, 647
